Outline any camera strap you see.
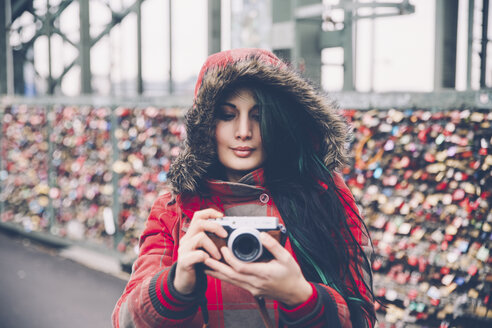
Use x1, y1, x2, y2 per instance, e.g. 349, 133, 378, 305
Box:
255, 296, 274, 328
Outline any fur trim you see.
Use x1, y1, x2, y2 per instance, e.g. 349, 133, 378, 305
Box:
168, 49, 351, 195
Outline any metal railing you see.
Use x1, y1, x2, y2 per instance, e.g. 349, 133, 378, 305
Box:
0, 95, 190, 259
1, 92, 491, 324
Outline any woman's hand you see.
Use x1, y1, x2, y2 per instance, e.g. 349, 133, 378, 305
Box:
203, 232, 313, 306
174, 208, 227, 295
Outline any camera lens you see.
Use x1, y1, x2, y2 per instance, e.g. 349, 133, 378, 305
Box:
228, 227, 262, 262
232, 233, 261, 262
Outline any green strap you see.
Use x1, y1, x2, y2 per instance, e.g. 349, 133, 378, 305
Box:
290, 229, 365, 304
288, 162, 366, 304
289, 234, 337, 290
313, 154, 333, 177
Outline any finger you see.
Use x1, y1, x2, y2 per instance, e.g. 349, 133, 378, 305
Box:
184, 232, 222, 260
204, 269, 260, 297
221, 246, 267, 275
203, 266, 254, 290
204, 269, 238, 285
260, 232, 291, 263
221, 246, 242, 267
186, 218, 227, 238
201, 220, 228, 238
204, 256, 255, 283
178, 250, 211, 269
192, 208, 224, 221
188, 212, 227, 237
187, 217, 228, 236
204, 256, 236, 273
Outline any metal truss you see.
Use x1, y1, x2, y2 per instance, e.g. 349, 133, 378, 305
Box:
2, 89, 492, 111
3, 0, 147, 95
272, 0, 416, 91
295, 0, 415, 21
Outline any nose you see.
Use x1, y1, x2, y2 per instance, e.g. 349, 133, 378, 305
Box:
235, 115, 252, 140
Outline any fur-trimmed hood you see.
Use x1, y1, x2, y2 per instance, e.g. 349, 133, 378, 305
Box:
168, 48, 351, 195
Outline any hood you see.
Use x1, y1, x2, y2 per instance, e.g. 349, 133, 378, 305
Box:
168, 48, 351, 195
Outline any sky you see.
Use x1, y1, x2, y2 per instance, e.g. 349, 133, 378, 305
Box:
8, 0, 492, 96
354, 0, 435, 92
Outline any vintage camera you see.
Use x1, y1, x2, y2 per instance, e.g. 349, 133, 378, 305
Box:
207, 216, 287, 262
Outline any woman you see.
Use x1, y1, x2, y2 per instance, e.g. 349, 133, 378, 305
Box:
112, 48, 375, 328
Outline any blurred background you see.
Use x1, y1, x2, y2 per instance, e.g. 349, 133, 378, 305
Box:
0, 0, 491, 327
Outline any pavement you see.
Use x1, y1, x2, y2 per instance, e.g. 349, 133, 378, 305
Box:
0, 221, 132, 279
0, 228, 130, 328
59, 245, 130, 281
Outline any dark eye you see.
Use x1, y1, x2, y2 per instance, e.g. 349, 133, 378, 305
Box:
251, 109, 260, 121
217, 108, 236, 121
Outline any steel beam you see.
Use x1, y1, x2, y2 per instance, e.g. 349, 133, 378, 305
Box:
168, 0, 173, 94
467, 0, 474, 89
48, 1, 142, 90
79, 0, 92, 94
480, 0, 489, 88
271, 0, 294, 62
294, 0, 414, 19
294, 0, 323, 84
17, 1, 73, 52
12, 0, 33, 20
0, 0, 8, 95
27, 9, 78, 48
208, 0, 221, 55
110, 106, 122, 248
137, 0, 143, 94
0, 91, 4, 217
52, 60, 76, 89
13, 0, 75, 93
343, 0, 354, 91
276, 0, 415, 89
91, 2, 140, 46
1, 0, 15, 95
434, 0, 458, 90
47, 104, 56, 227
2, 90, 492, 111
47, 0, 54, 94
25, 1, 145, 92
319, 30, 344, 48
328, 90, 492, 110
271, 0, 323, 83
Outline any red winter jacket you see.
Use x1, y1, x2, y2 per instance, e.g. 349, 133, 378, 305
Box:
112, 169, 374, 328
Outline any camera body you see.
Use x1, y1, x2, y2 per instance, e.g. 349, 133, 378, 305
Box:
207, 216, 287, 262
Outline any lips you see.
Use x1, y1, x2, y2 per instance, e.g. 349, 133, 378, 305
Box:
231, 146, 255, 158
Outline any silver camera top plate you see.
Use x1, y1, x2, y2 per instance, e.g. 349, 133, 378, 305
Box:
211, 216, 280, 230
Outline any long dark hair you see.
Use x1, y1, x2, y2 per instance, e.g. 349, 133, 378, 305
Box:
253, 83, 376, 325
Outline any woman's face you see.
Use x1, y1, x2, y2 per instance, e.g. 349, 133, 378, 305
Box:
215, 88, 266, 182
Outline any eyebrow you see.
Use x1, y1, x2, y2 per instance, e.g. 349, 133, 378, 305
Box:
219, 102, 237, 108
218, 102, 260, 110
